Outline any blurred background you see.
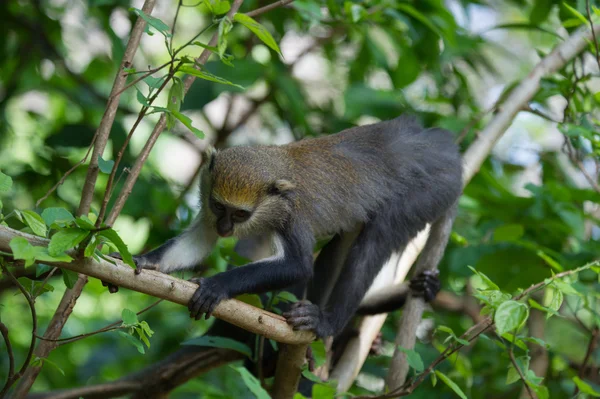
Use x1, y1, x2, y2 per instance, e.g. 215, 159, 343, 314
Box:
1, 0, 600, 397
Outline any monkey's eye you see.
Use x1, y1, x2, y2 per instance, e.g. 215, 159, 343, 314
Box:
232, 209, 251, 221
213, 201, 225, 212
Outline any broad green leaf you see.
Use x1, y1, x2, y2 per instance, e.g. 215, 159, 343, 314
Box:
143, 75, 164, 90
130, 8, 172, 37
434, 370, 468, 399
84, 236, 97, 258
117, 330, 145, 354
122, 308, 139, 325
169, 110, 205, 138
233, 13, 281, 55
468, 266, 500, 290
494, 300, 529, 335
136, 88, 150, 106
397, 346, 424, 372
36, 263, 53, 277
276, 290, 299, 303
48, 228, 89, 256
506, 356, 530, 384
22, 210, 47, 237
572, 377, 600, 397
75, 216, 96, 231
536, 250, 563, 272
184, 335, 252, 357
34, 357, 65, 376
312, 383, 336, 399
212, 0, 230, 15
218, 17, 233, 58
166, 78, 185, 130
41, 208, 75, 227
18, 277, 54, 296
237, 293, 263, 309
562, 3, 588, 26
98, 156, 115, 174
98, 228, 135, 268
10, 237, 72, 267
553, 280, 580, 296
493, 224, 524, 242
530, 0, 553, 24
310, 340, 327, 368
0, 171, 12, 193
543, 285, 563, 319
178, 66, 244, 89
62, 269, 78, 289
230, 365, 271, 399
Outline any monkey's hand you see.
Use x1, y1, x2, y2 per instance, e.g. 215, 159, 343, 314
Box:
409, 270, 440, 302
188, 277, 228, 320
283, 300, 331, 338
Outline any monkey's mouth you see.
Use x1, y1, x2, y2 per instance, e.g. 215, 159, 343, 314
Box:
217, 230, 233, 237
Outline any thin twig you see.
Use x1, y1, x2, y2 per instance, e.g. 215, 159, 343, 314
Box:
0, 322, 15, 394
32, 267, 58, 298
0, 262, 38, 397
574, 327, 599, 395
245, 0, 295, 17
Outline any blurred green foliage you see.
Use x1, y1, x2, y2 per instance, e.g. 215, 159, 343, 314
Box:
1, 0, 600, 397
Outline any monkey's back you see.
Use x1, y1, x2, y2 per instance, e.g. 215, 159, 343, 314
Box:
284, 115, 462, 237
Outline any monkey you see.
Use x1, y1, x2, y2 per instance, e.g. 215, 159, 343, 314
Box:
112, 115, 462, 340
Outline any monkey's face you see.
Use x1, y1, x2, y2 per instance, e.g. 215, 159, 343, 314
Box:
201, 147, 296, 238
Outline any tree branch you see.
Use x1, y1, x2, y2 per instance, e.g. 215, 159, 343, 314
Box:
0, 225, 313, 345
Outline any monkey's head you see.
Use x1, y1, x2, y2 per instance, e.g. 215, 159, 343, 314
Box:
199, 146, 296, 238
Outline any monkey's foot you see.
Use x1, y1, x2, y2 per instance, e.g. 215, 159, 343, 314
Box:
102, 252, 142, 293
409, 270, 440, 302
188, 278, 227, 320
283, 300, 330, 338
370, 331, 383, 356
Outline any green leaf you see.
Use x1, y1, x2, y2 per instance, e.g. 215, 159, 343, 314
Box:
117, 330, 145, 354
562, 3, 588, 26
536, 250, 563, 272
507, 356, 530, 384
136, 87, 150, 106
468, 266, 500, 291
178, 66, 244, 89
434, 370, 468, 399
98, 228, 135, 268
0, 171, 12, 193
62, 269, 79, 289
130, 8, 172, 37
41, 208, 75, 227
312, 383, 336, 398
122, 308, 139, 325
233, 13, 281, 55
397, 346, 424, 372
572, 377, 600, 397
553, 280, 580, 296
530, 0, 553, 24
543, 285, 563, 319
310, 340, 327, 368
22, 210, 47, 237
36, 263, 53, 277
48, 228, 89, 256
275, 291, 299, 303
230, 365, 271, 399
218, 17, 233, 58
237, 293, 263, 309
183, 335, 252, 358
98, 156, 115, 174
166, 78, 185, 130
143, 75, 164, 90
170, 110, 205, 138
84, 236, 97, 258
34, 357, 65, 376
493, 224, 524, 242
10, 237, 73, 267
75, 216, 96, 231
494, 300, 529, 335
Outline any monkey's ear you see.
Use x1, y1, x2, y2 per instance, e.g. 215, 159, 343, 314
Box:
269, 179, 295, 195
200, 146, 216, 171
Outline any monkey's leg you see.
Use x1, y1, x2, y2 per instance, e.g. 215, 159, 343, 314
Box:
356, 270, 441, 315
285, 212, 413, 338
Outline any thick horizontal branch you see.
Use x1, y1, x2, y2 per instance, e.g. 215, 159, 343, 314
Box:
0, 225, 314, 346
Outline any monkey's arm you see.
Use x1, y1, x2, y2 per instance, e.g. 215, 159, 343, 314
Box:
188, 222, 315, 320
131, 216, 218, 273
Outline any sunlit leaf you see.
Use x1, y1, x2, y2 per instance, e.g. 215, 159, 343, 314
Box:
233, 13, 281, 55
130, 8, 172, 37
494, 301, 529, 335
22, 210, 47, 237
434, 370, 467, 399
48, 228, 89, 256
0, 171, 12, 193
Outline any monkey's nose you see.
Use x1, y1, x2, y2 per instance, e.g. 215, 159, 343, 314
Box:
217, 229, 233, 237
